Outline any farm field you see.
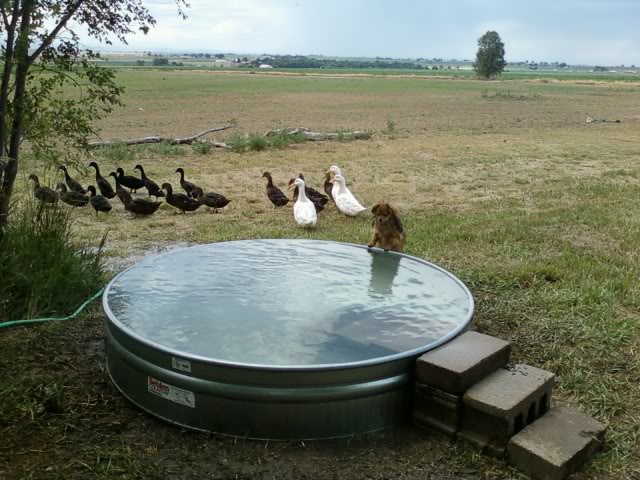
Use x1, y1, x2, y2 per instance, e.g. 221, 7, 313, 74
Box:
2, 70, 640, 479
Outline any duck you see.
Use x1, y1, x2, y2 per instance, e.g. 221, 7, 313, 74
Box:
175, 168, 198, 198
262, 172, 289, 207
110, 172, 162, 216
55, 183, 89, 207
161, 182, 201, 213
288, 178, 317, 228
325, 165, 343, 201
333, 174, 366, 216
133, 164, 165, 199
192, 186, 231, 213
289, 175, 327, 213
116, 167, 144, 193
87, 185, 112, 215
290, 174, 329, 205
109, 172, 131, 205
87, 161, 116, 199
323, 171, 335, 202
28, 174, 58, 204
59, 166, 87, 194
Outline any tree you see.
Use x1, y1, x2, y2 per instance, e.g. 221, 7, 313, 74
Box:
152, 57, 169, 66
0, 1, 188, 237
473, 30, 506, 79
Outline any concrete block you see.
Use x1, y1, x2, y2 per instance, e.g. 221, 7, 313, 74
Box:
416, 331, 511, 395
459, 364, 554, 456
413, 383, 462, 437
507, 406, 606, 480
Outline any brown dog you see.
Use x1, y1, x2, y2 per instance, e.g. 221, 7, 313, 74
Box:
368, 202, 406, 252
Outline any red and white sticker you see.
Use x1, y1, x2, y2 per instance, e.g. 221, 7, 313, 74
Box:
147, 376, 195, 408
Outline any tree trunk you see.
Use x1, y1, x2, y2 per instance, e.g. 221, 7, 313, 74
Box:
0, 1, 33, 237
0, 1, 21, 158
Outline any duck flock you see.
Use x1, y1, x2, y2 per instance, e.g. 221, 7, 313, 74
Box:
28, 163, 366, 228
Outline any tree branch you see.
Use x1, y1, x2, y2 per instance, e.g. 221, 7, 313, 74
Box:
27, 0, 84, 66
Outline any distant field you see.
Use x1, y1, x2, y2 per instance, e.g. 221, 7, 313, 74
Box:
6, 70, 640, 479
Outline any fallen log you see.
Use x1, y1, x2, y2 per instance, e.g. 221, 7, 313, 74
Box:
264, 127, 372, 141
86, 125, 235, 148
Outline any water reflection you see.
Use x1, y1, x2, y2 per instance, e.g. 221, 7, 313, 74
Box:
106, 240, 472, 366
368, 250, 402, 296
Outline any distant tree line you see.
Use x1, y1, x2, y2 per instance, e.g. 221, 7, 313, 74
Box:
245, 55, 445, 70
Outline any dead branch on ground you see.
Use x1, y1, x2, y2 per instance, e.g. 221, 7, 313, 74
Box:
263, 127, 372, 141
86, 125, 235, 148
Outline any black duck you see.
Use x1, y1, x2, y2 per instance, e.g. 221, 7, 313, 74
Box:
111, 172, 162, 216
289, 179, 325, 213
134, 164, 165, 199
109, 172, 132, 205
175, 168, 198, 198
262, 172, 289, 207
59, 166, 87, 194
116, 167, 144, 193
28, 174, 58, 204
56, 183, 89, 207
87, 185, 112, 215
289, 173, 329, 212
192, 186, 231, 213
88, 161, 116, 199
162, 182, 201, 213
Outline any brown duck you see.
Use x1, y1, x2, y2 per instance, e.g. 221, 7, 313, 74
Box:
323, 171, 335, 202
59, 166, 87, 194
262, 172, 289, 207
29, 174, 58, 204
56, 183, 89, 207
192, 187, 231, 213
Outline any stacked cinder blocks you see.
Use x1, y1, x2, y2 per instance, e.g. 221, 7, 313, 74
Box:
413, 331, 606, 480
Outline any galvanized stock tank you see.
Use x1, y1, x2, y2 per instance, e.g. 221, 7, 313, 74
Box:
103, 240, 474, 439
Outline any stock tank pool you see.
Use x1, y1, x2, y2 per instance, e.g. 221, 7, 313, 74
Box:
103, 239, 474, 439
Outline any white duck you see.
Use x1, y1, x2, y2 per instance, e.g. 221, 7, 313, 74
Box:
333, 174, 366, 216
326, 165, 344, 200
289, 178, 318, 228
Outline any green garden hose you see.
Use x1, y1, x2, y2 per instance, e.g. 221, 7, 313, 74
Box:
0, 288, 104, 329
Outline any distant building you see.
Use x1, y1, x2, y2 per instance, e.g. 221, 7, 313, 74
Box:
259, 64, 274, 69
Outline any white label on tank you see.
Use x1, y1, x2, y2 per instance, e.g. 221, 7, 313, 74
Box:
147, 376, 195, 408
172, 357, 192, 373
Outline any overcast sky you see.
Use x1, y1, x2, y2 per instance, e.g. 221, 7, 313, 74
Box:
88, 0, 639, 65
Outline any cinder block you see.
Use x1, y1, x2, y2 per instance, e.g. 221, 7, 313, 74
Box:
507, 406, 606, 480
416, 331, 511, 395
413, 383, 462, 437
459, 364, 554, 456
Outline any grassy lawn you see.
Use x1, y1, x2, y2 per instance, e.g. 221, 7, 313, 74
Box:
2, 70, 639, 479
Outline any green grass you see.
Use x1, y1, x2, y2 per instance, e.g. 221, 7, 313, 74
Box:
0, 199, 106, 322
5, 68, 640, 479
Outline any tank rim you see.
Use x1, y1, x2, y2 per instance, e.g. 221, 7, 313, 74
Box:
103, 239, 475, 372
